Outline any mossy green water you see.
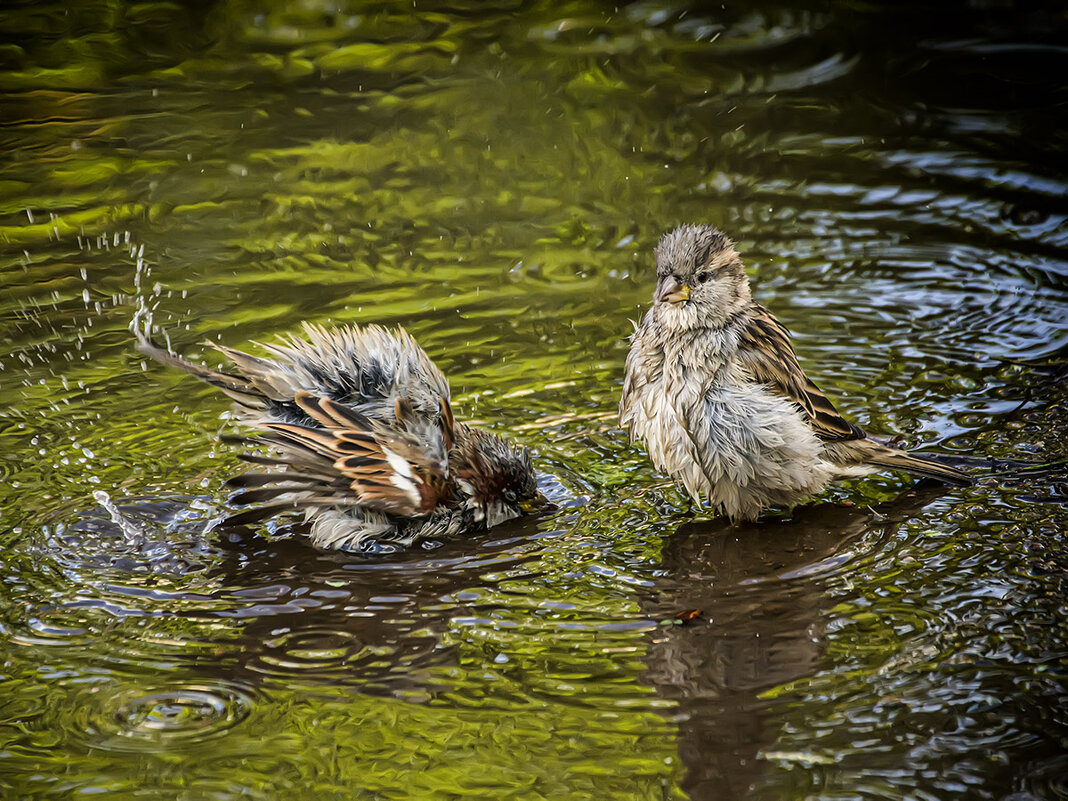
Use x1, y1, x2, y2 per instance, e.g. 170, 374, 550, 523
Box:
1, 2, 1065, 799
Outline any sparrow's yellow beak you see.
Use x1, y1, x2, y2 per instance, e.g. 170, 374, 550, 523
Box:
655, 275, 690, 305
519, 493, 554, 514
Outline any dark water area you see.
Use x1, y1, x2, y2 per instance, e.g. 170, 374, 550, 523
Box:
1, 1, 1066, 799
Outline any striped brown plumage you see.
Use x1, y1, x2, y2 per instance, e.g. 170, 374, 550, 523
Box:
139, 322, 542, 550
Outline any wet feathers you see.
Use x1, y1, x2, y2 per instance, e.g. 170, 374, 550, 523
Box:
620, 224, 970, 520
140, 323, 539, 550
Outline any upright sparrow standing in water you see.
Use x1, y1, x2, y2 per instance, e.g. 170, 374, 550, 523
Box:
139, 323, 542, 550
620, 224, 970, 521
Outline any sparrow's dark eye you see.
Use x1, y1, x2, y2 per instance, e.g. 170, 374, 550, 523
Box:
695, 271, 712, 284
502, 488, 517, 504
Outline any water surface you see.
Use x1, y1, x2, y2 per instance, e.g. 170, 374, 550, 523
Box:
1, 1, 1066, 799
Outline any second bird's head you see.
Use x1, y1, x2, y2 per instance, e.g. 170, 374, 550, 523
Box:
651, 224, 752, 330
452, 428, 546, 527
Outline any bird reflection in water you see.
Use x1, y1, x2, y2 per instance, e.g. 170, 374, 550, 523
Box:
640, 483, 949, 799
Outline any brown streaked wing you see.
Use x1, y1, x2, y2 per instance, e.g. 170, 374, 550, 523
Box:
438, 396, 456, 450
294, 390, 373, 432
280, 392, 453, 516
736, 306, 866, 442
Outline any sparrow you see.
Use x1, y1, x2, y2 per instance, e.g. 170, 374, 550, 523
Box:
619, 224, 971, 522
138, 322, 543, 551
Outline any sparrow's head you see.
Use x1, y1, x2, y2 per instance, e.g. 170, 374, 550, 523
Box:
453, 428, 545, 527
651, 224, 751, 329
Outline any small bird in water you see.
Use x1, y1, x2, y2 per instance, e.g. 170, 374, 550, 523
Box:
620, 224, 971, 521
139, 323, 543, 550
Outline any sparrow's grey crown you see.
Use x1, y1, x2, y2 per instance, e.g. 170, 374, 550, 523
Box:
647, 223, 751, 331
655, 224, 736, 278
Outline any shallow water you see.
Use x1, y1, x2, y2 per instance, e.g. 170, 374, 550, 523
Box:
1, 1, 1066, 799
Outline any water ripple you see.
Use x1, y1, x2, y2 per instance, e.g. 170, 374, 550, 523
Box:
1, 3, 1065, 799
85, 683, 255, 752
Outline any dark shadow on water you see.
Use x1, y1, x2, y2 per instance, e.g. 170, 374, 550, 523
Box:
45, 494, 557, 697
201, 513, 557, 696
639, 483, 949, 800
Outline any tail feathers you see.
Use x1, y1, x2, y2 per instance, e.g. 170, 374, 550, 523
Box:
866, 448, 973, 487
137, 335, 266, 409
211, 343, 304, 404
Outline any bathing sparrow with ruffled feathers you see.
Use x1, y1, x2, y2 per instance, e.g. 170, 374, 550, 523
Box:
620, 224, 970, 521
139, 323, 545, 550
